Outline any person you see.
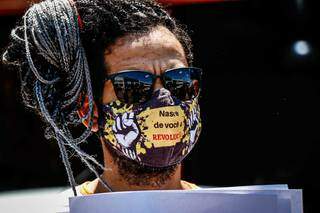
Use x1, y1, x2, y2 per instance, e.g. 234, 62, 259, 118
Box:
2, 0, 202, 211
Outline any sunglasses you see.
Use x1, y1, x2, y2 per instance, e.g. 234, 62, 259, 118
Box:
104, 67, 202, 104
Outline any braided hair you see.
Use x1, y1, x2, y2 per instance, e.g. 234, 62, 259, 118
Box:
2, 0, 193, 196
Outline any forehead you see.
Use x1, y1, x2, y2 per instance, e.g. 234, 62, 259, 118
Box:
104, 26, 187, 74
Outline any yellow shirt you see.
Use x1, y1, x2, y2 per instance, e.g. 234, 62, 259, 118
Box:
80, 180, 199, 195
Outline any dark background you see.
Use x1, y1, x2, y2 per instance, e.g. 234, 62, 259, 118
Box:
0, 1, 319, 212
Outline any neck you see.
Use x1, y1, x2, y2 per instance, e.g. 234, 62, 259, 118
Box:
99, 164, 182, 192
91, 141, 183, 193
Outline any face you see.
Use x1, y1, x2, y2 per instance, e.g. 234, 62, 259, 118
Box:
102, 25, 188, 104
97, 26, 191, 185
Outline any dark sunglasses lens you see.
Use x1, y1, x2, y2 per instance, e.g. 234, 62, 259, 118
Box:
164, 68, 202, 101
111, 71, 154, 104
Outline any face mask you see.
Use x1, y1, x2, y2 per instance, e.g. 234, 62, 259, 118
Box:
100, 88, 202, 167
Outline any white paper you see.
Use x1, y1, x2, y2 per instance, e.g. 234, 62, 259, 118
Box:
189, 189, 303, 213
70, 190, 277, 213
200, 184, 289, 190
69, 185, 303, 213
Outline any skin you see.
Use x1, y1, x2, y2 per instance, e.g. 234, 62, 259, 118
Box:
79, 25, 188, 193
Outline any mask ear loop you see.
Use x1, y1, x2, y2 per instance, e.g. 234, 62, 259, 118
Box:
97, 103, 105, 139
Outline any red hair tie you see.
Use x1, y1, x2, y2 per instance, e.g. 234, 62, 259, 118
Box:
77, 13, 84, 30
68, 0, 84, 30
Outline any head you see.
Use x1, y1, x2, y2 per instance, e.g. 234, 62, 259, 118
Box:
2, 0, 199, 191
99, 25, 191, 187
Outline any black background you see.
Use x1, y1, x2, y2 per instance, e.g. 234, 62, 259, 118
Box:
0, 1, 319, 212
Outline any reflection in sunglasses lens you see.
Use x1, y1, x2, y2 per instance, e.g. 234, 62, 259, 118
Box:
111, 68, 201, 104
164, 68, 201, 101
112, 72, 153, 104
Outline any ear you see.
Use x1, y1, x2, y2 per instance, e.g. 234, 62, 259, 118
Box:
77, 96, 99, 132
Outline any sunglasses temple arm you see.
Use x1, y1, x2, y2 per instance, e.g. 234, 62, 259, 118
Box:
104, 75, 113, 82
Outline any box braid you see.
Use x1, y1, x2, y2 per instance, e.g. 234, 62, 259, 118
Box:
2, 0, 193, 196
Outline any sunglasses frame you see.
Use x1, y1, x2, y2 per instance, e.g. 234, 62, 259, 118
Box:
104, 67, 202, 103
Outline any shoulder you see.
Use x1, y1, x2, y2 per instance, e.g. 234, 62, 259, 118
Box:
181, 180, 200, 190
